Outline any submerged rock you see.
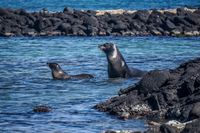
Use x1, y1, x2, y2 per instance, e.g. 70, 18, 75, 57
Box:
33, 105, 51, 113
102, 130, 137, 133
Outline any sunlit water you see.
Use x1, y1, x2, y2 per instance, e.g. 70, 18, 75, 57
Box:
1, 0, 200, 11
0, 36, 200, 133
1, 0, 200, 132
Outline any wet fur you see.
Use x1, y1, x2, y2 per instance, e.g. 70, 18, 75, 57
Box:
46, 63, 94, 79
98, 43, 147, 78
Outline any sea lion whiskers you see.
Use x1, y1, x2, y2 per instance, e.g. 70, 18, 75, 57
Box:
98, 45, 106, 51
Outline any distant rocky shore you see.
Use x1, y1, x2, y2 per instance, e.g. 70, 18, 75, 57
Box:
0, 7, 200, 37
94, 58, 200, 132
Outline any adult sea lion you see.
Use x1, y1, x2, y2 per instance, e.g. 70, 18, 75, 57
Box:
98, 43, 147, 78
46, 63, 94, 79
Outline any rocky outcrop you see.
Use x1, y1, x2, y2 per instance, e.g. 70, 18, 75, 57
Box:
181, 118, 200, 133
0, 7, 200, 37
94, 58, 200, 122
102, 118, 200, 133
144, 124, 180, 133
144, 118, 200, 133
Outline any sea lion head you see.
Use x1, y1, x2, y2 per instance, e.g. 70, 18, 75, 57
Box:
46, 63, 60, 70
46, 63, 70, 79
98, 43, 116, 54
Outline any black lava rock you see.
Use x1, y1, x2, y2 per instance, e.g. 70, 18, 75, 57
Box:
94, 58, 200, 122
0, 7, 200, 37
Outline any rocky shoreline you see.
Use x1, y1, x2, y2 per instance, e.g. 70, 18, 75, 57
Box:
0, 7, 200, 37
94, 58, 200, 132
102, 118, 200, 133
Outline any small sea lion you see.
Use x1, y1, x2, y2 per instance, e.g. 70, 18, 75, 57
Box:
98, 43, 147, 78
46, 63, 94, 79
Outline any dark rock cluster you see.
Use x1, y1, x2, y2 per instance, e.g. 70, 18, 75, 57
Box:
94, 58, 200, 122
103, 118, 200, 133
145, 118, 200, 133
0, 7, 200, 37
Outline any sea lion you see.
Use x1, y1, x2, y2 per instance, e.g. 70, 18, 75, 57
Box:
98, 43, 147, 78
46, 63, 94, 79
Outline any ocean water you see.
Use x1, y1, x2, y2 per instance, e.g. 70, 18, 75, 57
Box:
0, 0, 200, 12
1, 1, 200, 133
0, 36, 200, 133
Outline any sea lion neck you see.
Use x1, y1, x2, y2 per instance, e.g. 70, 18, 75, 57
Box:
52, 69, 71, 79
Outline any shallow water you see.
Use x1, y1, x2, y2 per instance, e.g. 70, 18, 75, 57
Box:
0, 36, 200, 132
1, 0, 200, 11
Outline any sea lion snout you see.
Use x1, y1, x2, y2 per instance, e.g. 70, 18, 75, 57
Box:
46, 62, 54, 68
46, 62, 59, 70
98, 45, 106, 51
98, 43, 115, 52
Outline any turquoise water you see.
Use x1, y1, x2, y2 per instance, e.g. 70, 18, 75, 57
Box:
0, 36, 200, 132
1, 0, 200, 11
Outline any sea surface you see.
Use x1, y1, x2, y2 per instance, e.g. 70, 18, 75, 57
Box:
0, 36, 200, 133
0, 0, 200, 12
1, 1, 200, 133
